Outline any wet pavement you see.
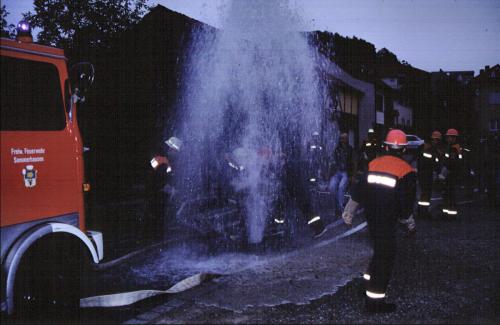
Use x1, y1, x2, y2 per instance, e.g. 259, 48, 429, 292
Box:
78, 209, 368, 323
8, 192, 496, 324
91, 195, 499, 324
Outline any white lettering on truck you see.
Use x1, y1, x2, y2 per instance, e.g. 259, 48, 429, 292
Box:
10, 147, 46, 163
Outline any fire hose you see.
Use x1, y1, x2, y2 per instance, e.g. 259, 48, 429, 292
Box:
80, 273, 220, 308
80, 214, 369, 309
81, 240, 220, 308
81, 203, 368, 308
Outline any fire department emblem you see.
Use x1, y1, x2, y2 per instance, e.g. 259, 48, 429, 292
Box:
22, 165, 37, 188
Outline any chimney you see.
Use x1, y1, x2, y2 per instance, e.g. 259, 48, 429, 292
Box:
485, 65, 490, 71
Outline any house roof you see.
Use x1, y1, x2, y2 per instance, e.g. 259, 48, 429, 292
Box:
474, 64, 500, 80
431, 70, 474, 84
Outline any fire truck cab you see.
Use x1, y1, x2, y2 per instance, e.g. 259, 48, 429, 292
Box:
1, 23, 103, 315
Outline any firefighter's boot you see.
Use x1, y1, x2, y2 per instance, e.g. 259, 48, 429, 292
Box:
365, 297, 396, 313
441, 207, 450, 220
446, 205, 458, 218
308, 216, 326, 238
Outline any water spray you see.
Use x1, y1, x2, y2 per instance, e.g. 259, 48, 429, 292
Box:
175, 0, 336, 244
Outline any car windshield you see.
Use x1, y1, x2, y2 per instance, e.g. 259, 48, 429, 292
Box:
407, 135, 418, 141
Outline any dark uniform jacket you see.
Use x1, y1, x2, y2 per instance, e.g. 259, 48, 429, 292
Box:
330, 144, 354, 177
417, 142, 443, 176
442, 143, 463, 174
352, 154, 416, 222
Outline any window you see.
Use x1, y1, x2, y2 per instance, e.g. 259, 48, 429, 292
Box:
351, 94, 358, 115
488, 92, 500, 105
339, 90, 345, 114
490, 119, 499, 131
1, 56, 66, 131
345, 92, 352, 114
375, 94, 383, 112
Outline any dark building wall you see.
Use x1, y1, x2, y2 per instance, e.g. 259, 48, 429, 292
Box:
473, 65, 500, 135
79, 5, 206, 202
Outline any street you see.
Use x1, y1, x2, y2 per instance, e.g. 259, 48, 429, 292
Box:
74, 193, 499, 324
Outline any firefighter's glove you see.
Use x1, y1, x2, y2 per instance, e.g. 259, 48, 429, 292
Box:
406, 214, 416, 232
399, 215, 416, 232
438, 167, 448, 180
342, 198, 359, 227
151, 155, 169, 170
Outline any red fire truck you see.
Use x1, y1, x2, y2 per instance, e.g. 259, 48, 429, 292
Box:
1, 22, 103, 315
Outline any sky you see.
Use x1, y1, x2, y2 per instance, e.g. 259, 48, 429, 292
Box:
4, 0, 500, 74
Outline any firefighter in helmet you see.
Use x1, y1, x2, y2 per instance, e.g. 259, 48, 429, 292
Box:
342, 129, 416, 313
439, 128, 462, 217
150, 136, 182, 179
143, 136, 182, 241
307, 131, 324, 184
279, 128, 326, 238
416, 130, 444, 217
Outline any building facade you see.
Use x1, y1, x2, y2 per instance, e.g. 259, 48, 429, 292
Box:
327, 65, 375, 148
473, 65, 500, 135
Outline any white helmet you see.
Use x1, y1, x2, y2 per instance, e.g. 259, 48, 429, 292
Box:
165, 137, 182, 151
232, 147, 252, 166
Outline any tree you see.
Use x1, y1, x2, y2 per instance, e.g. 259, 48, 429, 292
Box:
1, 5, 16, 38
310, 31, 376, 82
23, 0, 149, 51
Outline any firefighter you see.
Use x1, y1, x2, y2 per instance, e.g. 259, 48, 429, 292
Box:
306, 131, 325, 230
280, 129, 326, 238
143, 136, 182, 242
358, 128, 381, 173
460, 137, 476, 200
439, 129, 462, 217
307, 131, 324, 184
416, 130, 443, 217
342, 129, 416, 313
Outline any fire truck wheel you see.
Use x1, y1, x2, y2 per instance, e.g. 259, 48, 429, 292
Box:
13, 234, 92, 319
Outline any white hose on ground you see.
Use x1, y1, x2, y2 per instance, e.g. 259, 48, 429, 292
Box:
80, 273, 220, 308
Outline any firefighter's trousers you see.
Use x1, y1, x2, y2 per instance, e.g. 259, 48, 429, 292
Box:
366, 214, 398, 295
418, 171, 433, 204
443, 171, 458, 213
284, 160, 314, 220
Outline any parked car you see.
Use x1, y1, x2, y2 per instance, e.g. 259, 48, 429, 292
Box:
406, 134, 425, 149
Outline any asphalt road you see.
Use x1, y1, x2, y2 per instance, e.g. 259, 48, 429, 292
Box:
121, 197, 499, 324
5, 193, 497, 324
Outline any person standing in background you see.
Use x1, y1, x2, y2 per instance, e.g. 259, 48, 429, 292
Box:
439, 129, 462, 217
328, 133, 354, 217
416, 130, 443, 218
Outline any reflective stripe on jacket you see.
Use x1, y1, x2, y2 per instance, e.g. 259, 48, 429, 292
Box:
352, 154, 416, 220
